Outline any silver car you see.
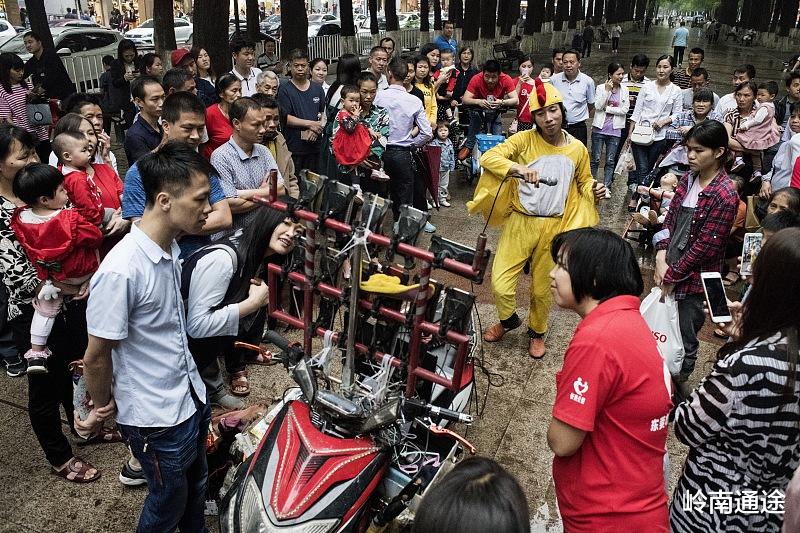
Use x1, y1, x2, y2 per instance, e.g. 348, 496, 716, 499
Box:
124, 17, 193, 48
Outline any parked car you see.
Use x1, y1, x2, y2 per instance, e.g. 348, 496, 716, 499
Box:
260, 14, 281, 39
125, 17, 192, 47
691, 15, 705, 27
310, 22, 341, 38
0, 18, 15, 44
48, 19, 102, 28
358, 16, 387, 36
0, 26, 122, 92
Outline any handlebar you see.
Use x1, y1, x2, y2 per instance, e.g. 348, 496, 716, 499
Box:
262, 330, 291, 352
404, 398, 474, 424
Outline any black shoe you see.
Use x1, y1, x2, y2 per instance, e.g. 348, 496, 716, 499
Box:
119, 461, 147, 487
25, 356, 48, 374
4, 356, 26, 377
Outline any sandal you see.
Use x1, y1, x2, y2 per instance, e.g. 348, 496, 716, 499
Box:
723, 271, 739, 286
230, 370, 251, 397
52, 456, 101, 483
76, 427, 124, 446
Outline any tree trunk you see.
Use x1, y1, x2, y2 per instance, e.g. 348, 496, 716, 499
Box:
526, 0, 545, 32
434, 0, 443, 29
719, 0, 739, 26
25, 0, 55, 50
778, 0, 799, 35
480, 0, 498, 38
246, 0, 261, 42
586, 0, 594, 24
463, 0, 480, 40
193, 0, 231, 73
498, 0, 510, 35
568, 0, 581, 28
506, 0, 522, 35
545, 0, 555, 23
770, 0, 781, 33
280, 0, 308, 55
154, 0, 177, 61
369, 0, 379, 34
451, 0, 464, 26
605, 0, 617, 23
555, 0, 569, 31
594, 0, 604, 24
421, 0, 431, 32
341, 0, 356, 36
386, 0, 400, 31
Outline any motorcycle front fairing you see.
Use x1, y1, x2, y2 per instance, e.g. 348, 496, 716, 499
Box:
220, 400, 389, 533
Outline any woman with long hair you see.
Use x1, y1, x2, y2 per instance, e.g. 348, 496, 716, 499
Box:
670, 227, 800, 533
591, 62, 629, 195
191, 46, 218, 107
107, 39, 139, 129
310, 57, 330, 94
654, 120, 739, 398
183, 206, 302, 400
0, 124, 104, 482
202, 74, 241, 160
0, 52, 50, 161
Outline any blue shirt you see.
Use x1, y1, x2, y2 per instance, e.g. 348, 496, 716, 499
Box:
121, 161, 227, 257
123, 115, 162, 165
277, 80, 326, 155
434, 34, 457, 56
673, 26, 689, 47
374, 85, 432, 147
86, 224, 206, 428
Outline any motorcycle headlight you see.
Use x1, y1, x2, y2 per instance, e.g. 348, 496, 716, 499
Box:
236, 477, 340, 532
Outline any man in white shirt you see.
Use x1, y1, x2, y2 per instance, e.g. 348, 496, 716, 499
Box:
230, 38, 262, 97
550, 49, 595, 146
82, 141, 214, 532
714, 64, 755, 117
681, 67, 719, 111
366, 46, 389, 90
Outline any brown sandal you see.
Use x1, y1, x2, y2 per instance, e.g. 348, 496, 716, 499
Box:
230, 370, 251, 397
52, 456, 101, 483
77, 427, 124, 446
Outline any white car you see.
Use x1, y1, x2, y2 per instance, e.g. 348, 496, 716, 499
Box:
0, 26, 122, 92
0, 19, 16, 45
125, 17, 192, 47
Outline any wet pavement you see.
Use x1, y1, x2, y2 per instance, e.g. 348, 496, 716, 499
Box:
0, 24, 770, 532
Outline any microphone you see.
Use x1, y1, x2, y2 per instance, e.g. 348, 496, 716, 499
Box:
515, 174, 558, 186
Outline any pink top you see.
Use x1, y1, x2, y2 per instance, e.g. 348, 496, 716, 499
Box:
0, 84, 49, 140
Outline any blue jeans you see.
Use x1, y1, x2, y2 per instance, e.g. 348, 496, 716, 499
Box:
630, 139, 667, 187
466, 109, 502, 149
590, 131, 622, 187
119, 399, 211, 533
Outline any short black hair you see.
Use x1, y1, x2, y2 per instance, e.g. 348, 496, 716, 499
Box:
102, 54, 114, 67
250, 93, 278, 109
12, 163, 63, 206
162, 91, 205, 124
162, 67, 193, 94
758, 80, 779, 96
229, 97, 262, 124
379, 37, 395, 47
60, 92, 102, 115
483, 59, 502, 73
139, 141, 212, 207
785, 69, 800, 87
287, 48, 309, 62
386, 58, 408, 81
562, 48, 582, 61
552, 47, 565, 59
52, 131, 86, 164
369, 45, 388, 57
130, 75, 162, 101
340, 84, 360, 99
413, 457, 529, 533
693, 87, 715, 103
23, 31, 41, 42
358, 71, 377, 86
631, 53, 650, 68
691, 67, 709, 80
230, 37, 256, 55
550, 227, 644, 303
443, 20, 455, 28
761, 210, 800, 233
734, 64, 756, 79
689, 47, 705, 59
439, 48, 454, 56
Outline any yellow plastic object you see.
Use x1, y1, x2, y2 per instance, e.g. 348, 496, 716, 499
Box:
360, 273, 422, 295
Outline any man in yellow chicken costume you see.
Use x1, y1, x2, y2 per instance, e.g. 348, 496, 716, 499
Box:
467, 78, 606, 358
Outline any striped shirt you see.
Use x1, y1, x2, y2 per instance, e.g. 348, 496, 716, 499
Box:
0, 84, 49, 141
622, 74, 650, 122
670, 330, 800, 532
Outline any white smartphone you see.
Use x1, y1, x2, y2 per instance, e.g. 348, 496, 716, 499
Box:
701, 272, 732, 324
740, 232, 763, 276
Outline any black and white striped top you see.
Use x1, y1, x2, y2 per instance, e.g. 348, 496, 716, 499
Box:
670, 330, 800, 533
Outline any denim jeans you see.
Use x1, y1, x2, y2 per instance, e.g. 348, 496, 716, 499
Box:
465, 109, 502, 149
119, 398, 211, 533
630, 139, 667, 187
677, 293, 706, 379
590, 132, 622, 186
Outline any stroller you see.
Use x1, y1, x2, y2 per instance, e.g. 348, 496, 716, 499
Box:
621, 147, 678, 248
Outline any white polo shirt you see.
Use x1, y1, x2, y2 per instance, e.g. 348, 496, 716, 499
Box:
231, 66, 263, 97
550, 71, 596, 125
86, 224, 206, 428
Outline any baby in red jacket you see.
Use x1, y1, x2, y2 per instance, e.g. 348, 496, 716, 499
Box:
10, 164, 103, 375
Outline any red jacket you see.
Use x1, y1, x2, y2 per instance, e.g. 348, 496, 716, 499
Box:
62, 167, 105, 226
10, 208, 103, 281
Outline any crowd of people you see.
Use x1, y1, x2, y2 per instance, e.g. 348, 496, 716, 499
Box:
0, 20, 799, 533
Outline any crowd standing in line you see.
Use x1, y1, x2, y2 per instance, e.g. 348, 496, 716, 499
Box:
0, 21, 799, 533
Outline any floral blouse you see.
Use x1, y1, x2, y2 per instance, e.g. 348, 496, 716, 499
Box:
0, 195, 40, 320
330, 103, 389, 173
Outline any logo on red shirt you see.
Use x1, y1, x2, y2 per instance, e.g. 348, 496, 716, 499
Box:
569, 377, 588, 404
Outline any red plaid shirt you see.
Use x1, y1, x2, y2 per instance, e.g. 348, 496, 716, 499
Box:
655, 169, 738, 300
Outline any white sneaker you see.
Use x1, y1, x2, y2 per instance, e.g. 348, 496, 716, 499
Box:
439, 198, 451, 207
604, 189, 611, 199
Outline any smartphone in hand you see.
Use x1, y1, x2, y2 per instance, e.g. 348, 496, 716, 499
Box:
740, 232, 763, 276
701, 272, 732, 324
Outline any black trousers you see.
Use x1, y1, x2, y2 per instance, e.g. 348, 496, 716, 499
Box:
9, 300, 88, 467
382, 148, 416, 219
292, 152, 320, 174
564, 122, 588, 146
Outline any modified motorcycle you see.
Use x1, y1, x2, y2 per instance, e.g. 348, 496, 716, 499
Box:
218, 172, 491, 532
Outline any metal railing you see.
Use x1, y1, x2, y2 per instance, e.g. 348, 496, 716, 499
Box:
61, 53, 107, 93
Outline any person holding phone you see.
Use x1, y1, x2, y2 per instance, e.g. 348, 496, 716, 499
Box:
512, 55, 535, 133
653, 120, 738, 400
670, 227, 800, 533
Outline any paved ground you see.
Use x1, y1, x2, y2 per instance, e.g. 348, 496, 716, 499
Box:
0, 24, 778, 532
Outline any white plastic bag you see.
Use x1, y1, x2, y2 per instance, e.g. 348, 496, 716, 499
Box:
640, 287, 684, 376
614, 145, 634, 178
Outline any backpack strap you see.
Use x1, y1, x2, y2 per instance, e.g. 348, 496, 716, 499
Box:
180, 242, 239, 302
